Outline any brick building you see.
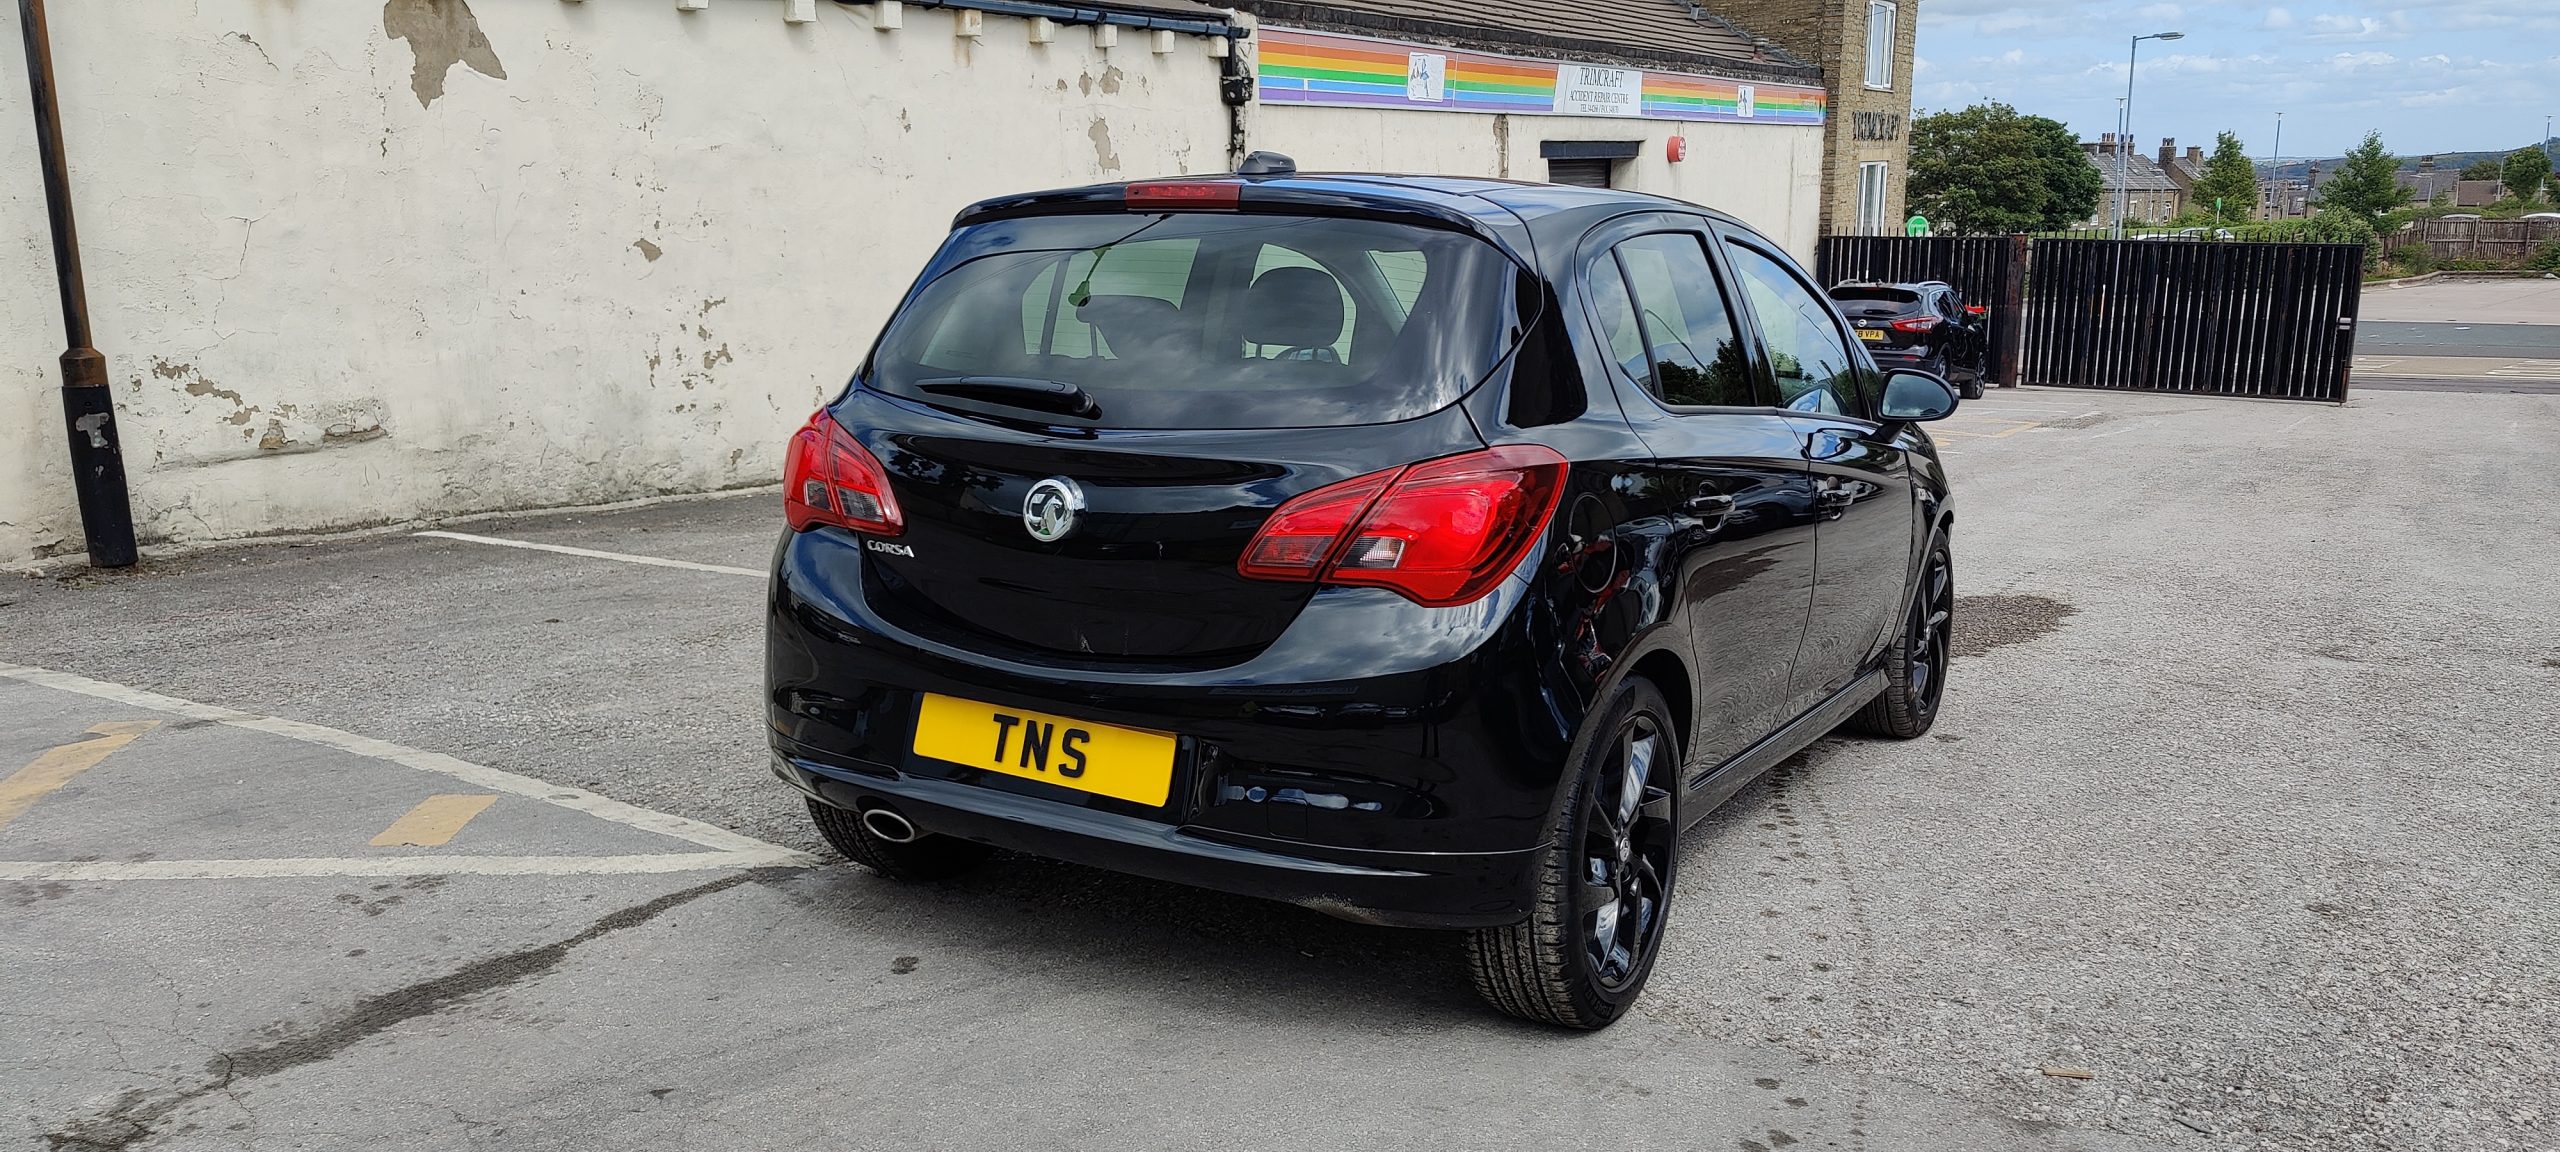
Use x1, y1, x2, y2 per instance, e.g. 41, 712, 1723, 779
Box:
2080, 134, 2181, 227
2155, 137, 2205, 215
1721, 0, 1921, 234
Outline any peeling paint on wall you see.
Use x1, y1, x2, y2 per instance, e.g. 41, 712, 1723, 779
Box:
1088, 117, 1121, 174
383, 0, 507, 109
632, 238, 663, 262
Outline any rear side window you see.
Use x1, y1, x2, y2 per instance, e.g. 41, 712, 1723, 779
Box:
870, 213, 1516, 430
1828, 286, 1922, 313
1610, 234, 1758, 408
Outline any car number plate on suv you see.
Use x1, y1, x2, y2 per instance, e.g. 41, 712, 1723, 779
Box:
1857, 328, 1887, 342
911, 693, 1176, 807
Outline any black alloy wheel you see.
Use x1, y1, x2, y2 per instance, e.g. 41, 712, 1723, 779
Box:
1579, 713, 1676, 991
1854, 539, 1953, 738
1467, 677, 1680, 1029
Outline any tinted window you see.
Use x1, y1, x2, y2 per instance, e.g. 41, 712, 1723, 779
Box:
1612, 234, 1759, 408
1828, 286, 1921, 306
871, 214, 1514, 430
1725, 243, 1862, 417
1588, 256, 1650, 390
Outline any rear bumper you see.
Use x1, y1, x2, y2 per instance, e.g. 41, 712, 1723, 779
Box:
766, 527, 1580, 929
771, 749, 1541, 929
1865, 345, 1942, 368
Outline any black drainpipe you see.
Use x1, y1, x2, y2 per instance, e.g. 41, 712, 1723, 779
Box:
17, 0, 135, 568
1218, 27, 1252, 170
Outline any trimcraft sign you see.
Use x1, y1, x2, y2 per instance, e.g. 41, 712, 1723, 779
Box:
1256, 27, 1826, 126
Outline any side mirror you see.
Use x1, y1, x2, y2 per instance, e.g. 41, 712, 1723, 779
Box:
1878, 370, 1959, 423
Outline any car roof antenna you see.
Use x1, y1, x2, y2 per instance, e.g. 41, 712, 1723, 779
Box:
1237, 151, 1297, 178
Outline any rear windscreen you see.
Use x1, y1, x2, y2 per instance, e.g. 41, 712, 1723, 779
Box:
1829, 287, 1922, 306
866, 213, 1517, 429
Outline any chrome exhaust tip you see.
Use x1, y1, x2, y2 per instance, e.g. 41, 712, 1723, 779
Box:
859, 805, 919, 844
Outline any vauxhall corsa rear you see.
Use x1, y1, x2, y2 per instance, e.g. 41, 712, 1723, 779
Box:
767, 159, 1961, 1028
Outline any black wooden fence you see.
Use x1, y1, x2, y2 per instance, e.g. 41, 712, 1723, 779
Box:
2022, 240, 2362, 401
1816, 235, 2365, 403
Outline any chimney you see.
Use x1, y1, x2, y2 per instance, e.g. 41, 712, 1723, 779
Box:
2099, 132, 2117, 155
2418, 155, 2436, 172
2159, 138, 2177, 167
2187, 146, 2204, 165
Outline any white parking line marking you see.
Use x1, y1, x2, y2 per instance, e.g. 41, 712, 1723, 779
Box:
414, 531, 763, 579
0, 663, 816, 873
0, 852, 808, 882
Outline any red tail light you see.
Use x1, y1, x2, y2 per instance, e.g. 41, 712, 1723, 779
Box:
1891, 315, 1943, 333
784, 409, 903, 535
1125, 180, 1242, 210
1237, 445, 1568, 608
1964, 304, 1989, 316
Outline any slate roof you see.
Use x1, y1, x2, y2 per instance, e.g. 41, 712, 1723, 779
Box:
1233, 0, 1822, 81
2086, 150, 2182, 194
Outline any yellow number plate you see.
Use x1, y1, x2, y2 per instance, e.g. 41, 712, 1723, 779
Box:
1857, 328, 1888, 342
911, 693, 1176, 807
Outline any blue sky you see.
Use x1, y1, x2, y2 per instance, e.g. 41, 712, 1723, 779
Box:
1912, 0, 2560, 159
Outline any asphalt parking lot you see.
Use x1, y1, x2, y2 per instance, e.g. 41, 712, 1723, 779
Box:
5, 385, 2557, 1151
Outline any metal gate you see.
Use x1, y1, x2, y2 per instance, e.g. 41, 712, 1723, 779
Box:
1815, 236, 2364, 403
2022, 240, 2362, 402
1817, 236, 2022, 384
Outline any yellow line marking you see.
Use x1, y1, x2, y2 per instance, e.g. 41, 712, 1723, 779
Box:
370, 794, 500, 847
0, 721, 162, 833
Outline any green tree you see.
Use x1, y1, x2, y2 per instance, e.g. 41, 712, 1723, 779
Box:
2502, 147, 2551, 202
2319, 131, 2414, 223
2192, 131, 2260, 223
2460, 159, 2502, 182
1906, 103, 2104, 234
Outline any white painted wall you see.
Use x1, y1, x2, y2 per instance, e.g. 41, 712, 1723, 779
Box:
0, 0, 1233, 563
1249, 106, 1825, 260
0, 3, 1825, 566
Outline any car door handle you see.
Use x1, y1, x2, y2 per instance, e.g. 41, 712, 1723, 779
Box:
1814, 478, 1855, 515
1684, 491, 1735, 530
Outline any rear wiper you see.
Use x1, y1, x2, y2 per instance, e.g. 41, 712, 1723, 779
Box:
915, 376, 1101, 420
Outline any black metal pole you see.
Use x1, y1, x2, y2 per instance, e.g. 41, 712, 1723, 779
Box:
18, 0, 135, 568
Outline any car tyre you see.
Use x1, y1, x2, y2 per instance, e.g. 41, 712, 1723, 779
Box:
807, 798, 993, 881
1853, 535, 1953, 739
1959, 379, 1985, 401
1466, 676, 1680, 1031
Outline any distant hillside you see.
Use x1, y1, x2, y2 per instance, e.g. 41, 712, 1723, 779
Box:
2260, 139, 2556, 180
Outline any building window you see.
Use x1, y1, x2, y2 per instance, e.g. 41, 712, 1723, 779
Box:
1864, 1, 1896, 90
1856, 162, 1890, 234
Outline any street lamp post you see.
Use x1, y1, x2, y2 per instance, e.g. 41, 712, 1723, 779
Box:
2267, 111, 2283, 220
2116, 30, 2184, 238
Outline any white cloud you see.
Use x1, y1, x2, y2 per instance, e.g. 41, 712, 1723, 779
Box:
2264, 7, 2297, 28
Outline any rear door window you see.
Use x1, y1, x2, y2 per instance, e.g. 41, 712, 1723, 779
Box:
1724, 242, 1865, 418
1609, 234, 1761, 408
872, 213, 1517, 430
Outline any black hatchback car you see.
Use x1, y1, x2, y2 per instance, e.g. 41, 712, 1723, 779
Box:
1828, 281, 1988, 399
768, 157, 1959, 1029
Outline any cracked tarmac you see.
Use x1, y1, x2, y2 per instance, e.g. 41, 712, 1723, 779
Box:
3, 385, 2555, 1151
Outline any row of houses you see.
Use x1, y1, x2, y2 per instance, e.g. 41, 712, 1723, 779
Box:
4, 0, 1919, 565
2079, 136, 2554, 226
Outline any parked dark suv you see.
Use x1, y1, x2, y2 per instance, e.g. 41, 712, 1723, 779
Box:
767, 156, 1959, 1029
1828, 281, 1988, 399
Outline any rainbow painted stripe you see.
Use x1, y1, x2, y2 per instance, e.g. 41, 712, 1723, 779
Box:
1256, 27, 1826, 126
